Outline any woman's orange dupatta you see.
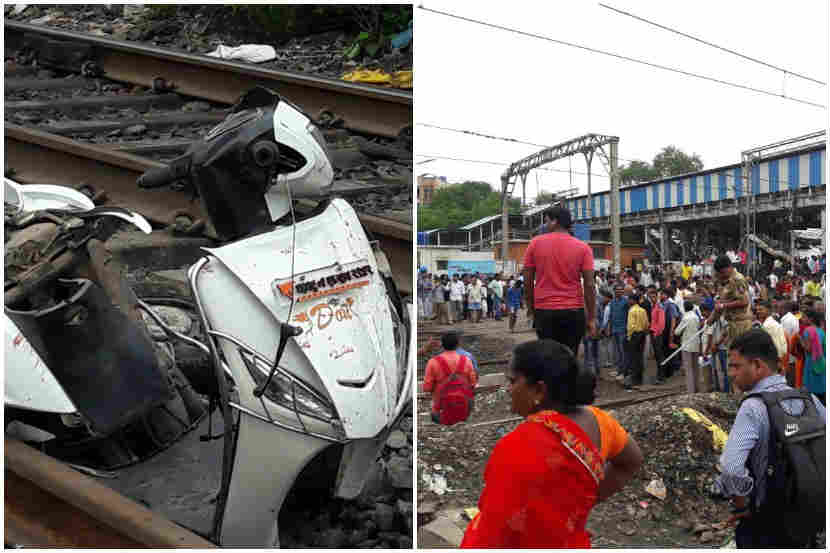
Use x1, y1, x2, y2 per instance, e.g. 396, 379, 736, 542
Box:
461, 410, 604, 548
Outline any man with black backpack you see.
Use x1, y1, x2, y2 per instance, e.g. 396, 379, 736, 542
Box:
711, 328, 825, 548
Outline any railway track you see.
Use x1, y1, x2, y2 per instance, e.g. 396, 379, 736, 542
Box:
418, 385, 689, 427
4, 21, 413, 293
5, 21, 412, 138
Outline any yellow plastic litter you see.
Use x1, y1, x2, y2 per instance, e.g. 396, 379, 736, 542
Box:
342, 69, 413, 89
464, 507, 480, 520
681, 407, 728, 452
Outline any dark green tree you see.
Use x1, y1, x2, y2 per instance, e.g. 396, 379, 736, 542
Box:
535, 191, 556, 205
418, 181, 520, 230
618, 146, 704, 187
652, 145, 703, 177
619, 159, 660, 186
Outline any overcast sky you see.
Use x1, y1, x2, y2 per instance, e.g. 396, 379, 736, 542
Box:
414, 0, 828, 203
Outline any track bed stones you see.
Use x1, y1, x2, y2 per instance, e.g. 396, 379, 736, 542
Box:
278, 410, 414, 548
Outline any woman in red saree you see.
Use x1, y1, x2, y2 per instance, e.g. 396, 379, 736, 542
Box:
461, 340, 643, 548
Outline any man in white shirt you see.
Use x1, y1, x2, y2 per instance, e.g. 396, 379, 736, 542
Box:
747, 279, 757, 308
675, 300, 704, 392
449, 274, 466, 323
768, 272, 778, 290
756, 300, 787, 370
467, 277, 484, 323
780, 300, 799, 340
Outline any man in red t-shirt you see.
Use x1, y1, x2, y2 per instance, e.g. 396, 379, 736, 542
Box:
423, 331, 478, 423
522, 206, 597, 354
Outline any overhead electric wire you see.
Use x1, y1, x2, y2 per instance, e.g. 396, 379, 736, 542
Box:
417, 5, 826, 109
417, 123, 549, 148
418, 123, 644, 164
598, 3, 826, 86
415, 153, 607, 177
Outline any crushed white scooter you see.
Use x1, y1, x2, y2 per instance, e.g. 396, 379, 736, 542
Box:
5, 86, 413, 546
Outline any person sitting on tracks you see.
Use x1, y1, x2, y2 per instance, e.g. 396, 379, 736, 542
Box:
422, 331, 478, 424
461, 339, 643, 549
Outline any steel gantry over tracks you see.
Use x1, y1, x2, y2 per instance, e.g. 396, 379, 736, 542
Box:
500, 133, 621, 270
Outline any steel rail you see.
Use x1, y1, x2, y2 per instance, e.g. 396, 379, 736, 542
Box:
4, 123, 206, 227
419, 387, 689, 426
5, 438, 216, 548
5, 21, 412, 139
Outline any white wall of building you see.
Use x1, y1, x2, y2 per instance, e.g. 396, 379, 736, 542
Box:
417, 247, 495, 275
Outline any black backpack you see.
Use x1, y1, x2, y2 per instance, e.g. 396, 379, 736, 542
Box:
742, 389, 825, 543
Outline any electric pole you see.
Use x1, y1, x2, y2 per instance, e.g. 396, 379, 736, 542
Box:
501, 175, 510, 268
741, 154, 753, 277
789, 187, 797, 269
609, 139, 621, 273
583, 149, 594, 220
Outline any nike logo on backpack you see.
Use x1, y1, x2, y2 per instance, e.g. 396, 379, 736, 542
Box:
784, 423, 799, 437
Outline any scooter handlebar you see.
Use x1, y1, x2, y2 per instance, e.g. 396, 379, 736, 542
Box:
137, 166, 176, 189
137, 155, 191, 189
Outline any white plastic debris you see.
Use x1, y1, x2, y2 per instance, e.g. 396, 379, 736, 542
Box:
13, 4, 29, 15
29, 14, 56, 25
422, 472, 448, 496
207, 44, 277, 64
123, 4, 147, 19
645, 478, 667, 500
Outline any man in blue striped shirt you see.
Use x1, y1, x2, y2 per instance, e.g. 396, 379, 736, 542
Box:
713, 329, 825, 548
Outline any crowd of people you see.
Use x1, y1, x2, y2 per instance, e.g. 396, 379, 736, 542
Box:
581, 256, 826, 401
419, 205, 825, 548
417, 270, 525, 328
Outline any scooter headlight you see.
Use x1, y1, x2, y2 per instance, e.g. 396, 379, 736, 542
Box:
240, 350, 340, 426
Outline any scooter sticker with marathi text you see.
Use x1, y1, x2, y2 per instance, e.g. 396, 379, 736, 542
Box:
273, 260, 373, 303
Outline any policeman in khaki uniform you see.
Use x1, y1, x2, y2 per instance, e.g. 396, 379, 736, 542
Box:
707, 254, 752, 349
